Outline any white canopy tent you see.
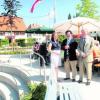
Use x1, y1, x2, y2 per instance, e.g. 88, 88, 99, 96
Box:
55, 17, 100, 34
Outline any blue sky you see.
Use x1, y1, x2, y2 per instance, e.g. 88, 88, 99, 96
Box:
0, 0, 100, 28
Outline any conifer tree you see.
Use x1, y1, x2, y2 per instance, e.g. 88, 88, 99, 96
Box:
1, 0, 21, 16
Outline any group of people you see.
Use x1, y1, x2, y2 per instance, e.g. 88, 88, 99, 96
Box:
47, 28, 95, 85
33, 41, 51, 66
33, 42, 40, 59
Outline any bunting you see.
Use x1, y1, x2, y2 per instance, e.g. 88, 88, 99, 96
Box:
30, 0, 41, 13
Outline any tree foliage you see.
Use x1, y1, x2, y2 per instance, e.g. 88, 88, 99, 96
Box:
58, 35, 66, 43
1, 0, 21, 16
68, 13, 71, 19
21, 82, 47, 100
76, 0, 99, 19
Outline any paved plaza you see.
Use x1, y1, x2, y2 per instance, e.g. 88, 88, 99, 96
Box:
0, 54, 100, 100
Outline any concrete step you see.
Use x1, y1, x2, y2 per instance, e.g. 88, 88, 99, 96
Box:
0, 72, 29, 95
0, 82, 19, 100
0, 72, 29, 98
12, 75, 29, 97
0, 89, 5, 100
0, 95, 4, 100
0, 63, 31, 83
0, 72, 18, 93
0, 64, 31, 99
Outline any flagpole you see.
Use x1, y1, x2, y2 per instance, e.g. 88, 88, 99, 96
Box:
53, 0, 56, 27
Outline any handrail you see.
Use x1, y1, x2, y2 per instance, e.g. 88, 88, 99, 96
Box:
8, 51, 47, 82
30, 51, 47, 82
7, 51, 46, 82
8, 53, 30, 64
6, 49, 47, 82
7, 54, 31, 82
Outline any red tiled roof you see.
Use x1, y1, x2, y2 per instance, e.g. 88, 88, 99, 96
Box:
27, 24, 43, 30
0, 16, 26, 32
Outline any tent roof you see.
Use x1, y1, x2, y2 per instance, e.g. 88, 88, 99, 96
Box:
26, 26, 55, 34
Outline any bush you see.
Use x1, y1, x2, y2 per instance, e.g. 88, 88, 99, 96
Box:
0, 39, 9, 47
58, 35, 66, 43
31, 83, 47, 100
16, 39, 25, 47
21, 82, 47, 100
0, 50, 30, 54
74, 38, 80, 43
28, 82, 37, 92
26, 38, 36, 46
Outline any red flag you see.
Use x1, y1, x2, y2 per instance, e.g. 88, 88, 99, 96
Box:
30, 0, 41, 13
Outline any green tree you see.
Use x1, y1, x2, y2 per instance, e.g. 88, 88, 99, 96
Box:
1, 0, 22, 49
68, 13, 71, 19
1, 0, 22, 27
58, 35, 66, 43
75, 12, 79, 17
1, 0, 21, 16
76, 0, 99, 19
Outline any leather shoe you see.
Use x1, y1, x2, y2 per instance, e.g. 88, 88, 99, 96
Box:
63, 78, 70, 80
78, 80, 82, 83
72, 79, 75, 82
86, 81, 90, 85
57, 79, 61, 82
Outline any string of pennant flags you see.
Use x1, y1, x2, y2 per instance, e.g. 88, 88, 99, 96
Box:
30, 0, 56, 26
30, 0, 42, 13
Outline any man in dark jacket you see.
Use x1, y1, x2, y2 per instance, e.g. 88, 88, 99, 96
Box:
61, 30, 78, 82
39, 42, 50, 66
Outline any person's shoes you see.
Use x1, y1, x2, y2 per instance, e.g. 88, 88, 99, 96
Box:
57, 79, 62, 82
78, 80, 82, 83
72, 79, 75, 82
86, 81, 90, 85
63, 78, 70, 80
45, 63, 49, 66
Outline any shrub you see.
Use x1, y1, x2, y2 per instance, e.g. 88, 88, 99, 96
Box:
0, 39, 9, 47
21, 82, 47, 100
28, 82, 37, 92
31, 83, 47, 100
58, 35, 66, 43
26, 38, 36, 46
0, 50, 30, 54
16, 39, 25, 47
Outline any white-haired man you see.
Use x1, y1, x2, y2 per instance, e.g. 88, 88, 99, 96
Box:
76, 29, 94, 85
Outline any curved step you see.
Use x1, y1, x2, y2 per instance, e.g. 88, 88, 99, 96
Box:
0, 72, 18, 92
12, 75, 29, 97
0, 82, 19, 100
0, 89, 5, 100
0, 63, 31, 84
0, 96, 4, 100
0, 72, 29, 99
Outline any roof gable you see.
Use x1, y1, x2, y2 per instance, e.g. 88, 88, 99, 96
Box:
0, 16, 26, 32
